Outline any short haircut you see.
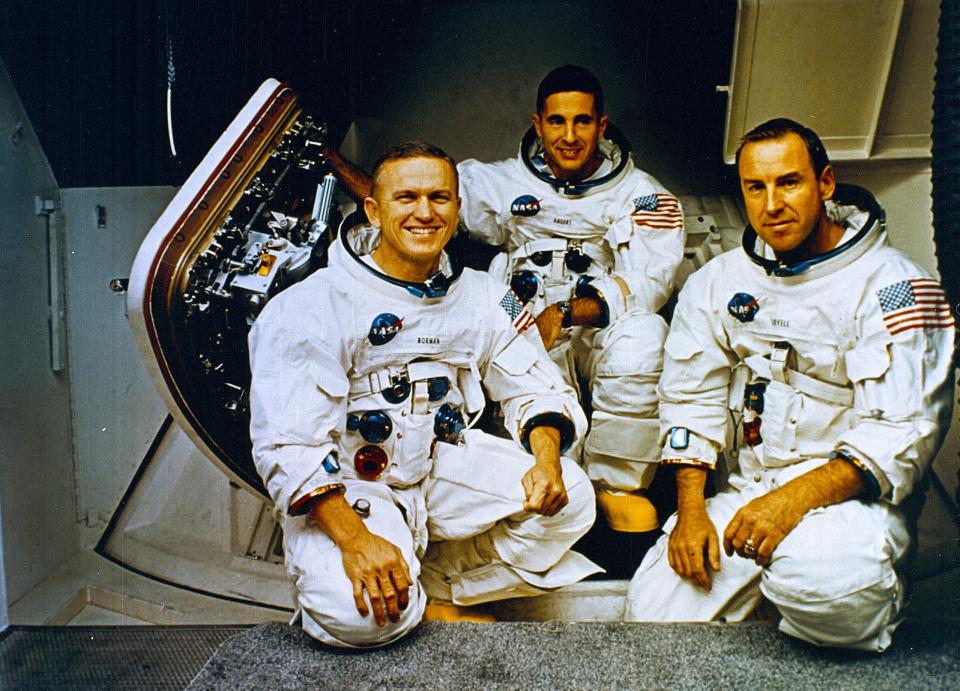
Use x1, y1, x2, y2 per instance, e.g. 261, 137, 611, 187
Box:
536, 64, 604, 115
736, 117, 831, 178
370, 141, 459, 197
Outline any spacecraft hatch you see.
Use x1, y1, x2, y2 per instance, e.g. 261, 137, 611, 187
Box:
127, 78, 342, 499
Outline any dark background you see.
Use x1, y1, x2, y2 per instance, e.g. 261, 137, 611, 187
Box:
0, 0, 736, 193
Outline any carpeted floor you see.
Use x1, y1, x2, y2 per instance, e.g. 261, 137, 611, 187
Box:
188, 620, 960, 690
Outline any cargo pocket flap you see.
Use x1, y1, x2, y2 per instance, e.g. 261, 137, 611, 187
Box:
664, 330, 703, 361
493, 336, 539, 375
844, 342, 891, 383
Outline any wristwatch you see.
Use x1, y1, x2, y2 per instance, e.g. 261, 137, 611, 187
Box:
555, 300, 573, 328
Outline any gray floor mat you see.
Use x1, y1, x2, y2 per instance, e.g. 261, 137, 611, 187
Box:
1, 626, 247, 690
188, 620, 960, 690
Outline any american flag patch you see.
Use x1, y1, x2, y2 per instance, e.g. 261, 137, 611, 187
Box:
631, 193, 682, 230
499, 289, 536, 333
876, 278, 954, 336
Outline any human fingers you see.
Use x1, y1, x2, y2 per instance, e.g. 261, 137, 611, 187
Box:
669, 533, 691, 578
754, 533, 779, 566
689, 541, 711, 591
365, 576, 386, 627
707, 529, 721, 572
378, 572, 400, 623
393, 566, 411, 612
723, 512, 742, 556
524, 479, 548, 513
352, 578, 369, 618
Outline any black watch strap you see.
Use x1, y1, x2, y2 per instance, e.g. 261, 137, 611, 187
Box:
556, 300, 572, 328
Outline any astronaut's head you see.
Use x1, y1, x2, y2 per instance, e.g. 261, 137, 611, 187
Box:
736, 119, 842, 264
364, 142, 461, 283
532, 65, 609, 182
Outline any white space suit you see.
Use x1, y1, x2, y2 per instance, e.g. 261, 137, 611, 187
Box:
249, 225, 599, 648
457, 127, 685, 496
624, 185, 955, 651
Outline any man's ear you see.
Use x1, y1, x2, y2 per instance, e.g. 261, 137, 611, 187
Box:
598, 113, 609, 138
818, 164, 837, 201
363, 195, 381, 228
532, 111, 543, 140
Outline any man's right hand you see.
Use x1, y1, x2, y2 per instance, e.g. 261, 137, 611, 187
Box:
339, 531, 412, 626
309, 493, 411, 626
667, 505, 721, 591
668, 465, 721, 591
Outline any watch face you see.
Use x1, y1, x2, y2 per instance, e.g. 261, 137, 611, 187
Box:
127, 79, 341, 497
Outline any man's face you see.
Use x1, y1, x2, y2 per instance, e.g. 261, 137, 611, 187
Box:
738, 132, 836, 260
364, 156, 460, 282
532, 91, 608, 181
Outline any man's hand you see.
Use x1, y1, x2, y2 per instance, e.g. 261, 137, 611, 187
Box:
669, 466, 720, 590
309, 493, 411, 626
339, 530, 412, 626
535, 304, 564, 351
723, 489, 806, 566
724, 458, 869, 565
668, 505, 721, 591
522, 425, 568, 516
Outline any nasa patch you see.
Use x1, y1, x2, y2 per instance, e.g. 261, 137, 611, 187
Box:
511, 195, 541, 217
368, 313, 404, 345
727, 293, 760, 323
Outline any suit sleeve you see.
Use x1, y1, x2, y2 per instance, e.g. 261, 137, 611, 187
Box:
457, 159, 509, 247
479, 281, 587, 453
587, 184, 685, 319
834, 275, 956, 504
656, 269, 736, 467
248, 302, 349, 514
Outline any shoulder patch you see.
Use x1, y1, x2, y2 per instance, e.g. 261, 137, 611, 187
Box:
631, 193, 682, 230
876, 278, 953, 336
499, 289, 536, 333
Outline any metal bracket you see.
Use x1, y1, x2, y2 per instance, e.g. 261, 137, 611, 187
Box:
36, 196, 65, 372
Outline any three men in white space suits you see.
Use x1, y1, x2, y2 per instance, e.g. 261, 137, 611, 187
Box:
251, 54, 954, 650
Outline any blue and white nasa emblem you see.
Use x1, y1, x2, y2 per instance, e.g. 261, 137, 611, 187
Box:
510, 195, 541, 217
368, 313, 404, 345
727, 292, 760, 323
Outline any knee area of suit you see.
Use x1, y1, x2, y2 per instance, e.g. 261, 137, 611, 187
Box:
301, 596, 424, 648
762, 567, 901, 650
556, 459, 597, 531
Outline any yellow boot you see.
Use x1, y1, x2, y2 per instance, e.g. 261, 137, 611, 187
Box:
423, 601, 497, 623
596, 489, 659, 533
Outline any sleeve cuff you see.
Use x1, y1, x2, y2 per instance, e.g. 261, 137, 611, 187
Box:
831, 449, 883, 501
520, 412, 576, 454
658, 427, 718, 468
288, 482, 346, 516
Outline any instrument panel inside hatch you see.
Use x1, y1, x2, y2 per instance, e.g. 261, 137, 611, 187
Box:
129, 79, 343, 496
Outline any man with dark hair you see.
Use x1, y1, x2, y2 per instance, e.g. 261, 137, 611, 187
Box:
323, 65, 685, 534
249, 142, 599, 648
456, 64, 685, 534
624, 118, 955, 652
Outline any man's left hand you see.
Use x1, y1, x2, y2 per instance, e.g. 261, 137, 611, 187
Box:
723, 458, 869, 565
535, 305, 564, 351
723, 488, 806, 565
523, 425, 567, 516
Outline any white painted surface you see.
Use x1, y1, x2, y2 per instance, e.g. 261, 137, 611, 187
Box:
0, 57, 76, 606
60, 186, 176, 537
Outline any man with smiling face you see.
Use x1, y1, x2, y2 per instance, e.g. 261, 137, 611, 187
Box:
249, 142, 599, 648
322, 66, 685, 535
624, 118, 955, 652
455, 64, 685, 534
